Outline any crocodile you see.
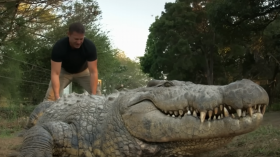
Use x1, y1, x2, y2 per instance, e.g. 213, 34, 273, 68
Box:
19, 79, 269, 157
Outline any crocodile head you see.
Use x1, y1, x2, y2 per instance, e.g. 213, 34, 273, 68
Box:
121, 79, 268, 156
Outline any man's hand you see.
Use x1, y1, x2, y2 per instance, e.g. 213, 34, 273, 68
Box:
55, 95, 60, 101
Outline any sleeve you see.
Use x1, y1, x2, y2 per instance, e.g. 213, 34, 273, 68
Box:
51, 40, 63, 62
85, 39, 97, 61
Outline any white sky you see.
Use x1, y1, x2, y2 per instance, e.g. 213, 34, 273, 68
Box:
97, 0, 175, 60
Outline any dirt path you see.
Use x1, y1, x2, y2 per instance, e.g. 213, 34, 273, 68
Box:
1, 111, 280, 157
0, 136, 22, 157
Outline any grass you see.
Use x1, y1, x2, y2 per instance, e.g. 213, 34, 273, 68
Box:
0, 128, 15, 138
0, 116, 27, 138
203, 125, 280, 157
0, 105, 35, 120
0, 105, 32, 138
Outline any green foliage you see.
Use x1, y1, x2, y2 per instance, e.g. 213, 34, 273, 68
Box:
114, 53, 150, 89
141, 0, 221, 84
207, 0, 280, 84
141, 0, 280, 99
0, 128, 13, 138
101, 51, 150, 95
207, 0, 280, 39
0, 44, 23, 100
268, 102, 280, 111
0, 107, 34, 120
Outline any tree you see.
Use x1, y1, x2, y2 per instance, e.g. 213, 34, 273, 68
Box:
0, 0, 68, 103
114, 51, 150, 89
0, 43, 23, 100
207, 0, 280, 103
207, 0, 280, 39
206, 0, 280, 81
140, 0, 221, 85
101, 50, 150, 95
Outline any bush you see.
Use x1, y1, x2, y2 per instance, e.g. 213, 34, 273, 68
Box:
0, 105, 35, 120
268, 102, 280, 111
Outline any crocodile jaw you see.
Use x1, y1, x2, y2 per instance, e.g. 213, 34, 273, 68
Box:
122, 101, 264, 142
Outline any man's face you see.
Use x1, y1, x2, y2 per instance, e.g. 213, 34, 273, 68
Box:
68, 31, 84, 49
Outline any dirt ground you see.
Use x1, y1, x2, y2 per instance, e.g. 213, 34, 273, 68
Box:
0, 136, 22, 157
0, 111, 280, 157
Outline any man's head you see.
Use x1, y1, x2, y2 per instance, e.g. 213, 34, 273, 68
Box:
68, 22, 85, 49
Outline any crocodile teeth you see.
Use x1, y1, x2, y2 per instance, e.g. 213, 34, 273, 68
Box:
208, 110, 213, 118
262, 105, 267, 115
208, 110, 213, 120
224, 107, 229, 117
162, 103, 265, 120
247, 107, 253, 117
236, 109, 242, 117
193, 111, 197, 117
174, 111, 178, 116
220, 105, 223, 111
214, 107, 218, 114
242, 111, 246, 117
200, 111, 206, 123
179, 110, 184, 116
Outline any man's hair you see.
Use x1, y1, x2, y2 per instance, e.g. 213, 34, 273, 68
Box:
69, 22, 85, 34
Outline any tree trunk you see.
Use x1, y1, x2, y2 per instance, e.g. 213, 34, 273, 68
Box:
204, 51, 214, 85
268, 64, 279, 104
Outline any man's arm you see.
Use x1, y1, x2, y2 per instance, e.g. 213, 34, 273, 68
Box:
51, 60, 62, 100
87, 60, 98, 95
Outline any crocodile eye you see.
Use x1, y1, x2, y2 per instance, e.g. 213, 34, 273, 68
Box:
164, 82, 174, 87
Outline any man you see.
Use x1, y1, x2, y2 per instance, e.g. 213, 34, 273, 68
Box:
44, 22, 100, 101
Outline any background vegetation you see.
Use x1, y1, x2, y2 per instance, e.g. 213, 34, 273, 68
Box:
140, 0, 280, 108
0, 0, 150, 108
0, 0, 279, 111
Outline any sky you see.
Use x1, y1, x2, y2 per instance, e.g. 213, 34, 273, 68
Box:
97, 0, 175, 60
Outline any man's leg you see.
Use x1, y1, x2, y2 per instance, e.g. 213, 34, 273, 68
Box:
73, 68, 101, 95
44, 69, 73, 101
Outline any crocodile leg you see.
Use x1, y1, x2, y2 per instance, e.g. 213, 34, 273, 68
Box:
20, 121, 83, 157
19, 125, 54, 157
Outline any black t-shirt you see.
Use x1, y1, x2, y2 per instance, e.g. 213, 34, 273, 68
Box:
51, 37, 97, 74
